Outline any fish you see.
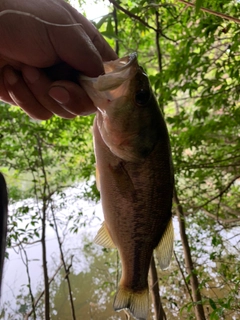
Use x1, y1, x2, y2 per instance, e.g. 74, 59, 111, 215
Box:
0, 172, 8, 294
80, 53, 174, 320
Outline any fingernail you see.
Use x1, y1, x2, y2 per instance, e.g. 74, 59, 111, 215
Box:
23, 66, 40, 84
48, 86, 70, 104
5, 69, 18, 85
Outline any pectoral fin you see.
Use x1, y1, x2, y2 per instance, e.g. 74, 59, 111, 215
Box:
94, 222, 116, 248
155, 218, 174, 270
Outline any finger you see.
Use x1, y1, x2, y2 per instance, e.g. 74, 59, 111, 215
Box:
47, 3, 117, 77
0, 70, 16, 105
49, 81, 97, 116
22, 65, 76, 119
48, 24, 105, 77
63, 5, 118, 62
3, 66, 53, 120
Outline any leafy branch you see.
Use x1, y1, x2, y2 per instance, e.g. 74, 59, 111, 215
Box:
194, 174, 240, 210
108, 0, 176, 42
176, 0, 240, 24
201, 208, 240, 225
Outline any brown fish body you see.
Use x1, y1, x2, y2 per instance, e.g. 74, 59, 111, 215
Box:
80, 54, 174, 320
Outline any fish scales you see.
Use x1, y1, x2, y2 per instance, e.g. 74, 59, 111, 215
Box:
94, 122, 172, 282
80, 54, 174, 320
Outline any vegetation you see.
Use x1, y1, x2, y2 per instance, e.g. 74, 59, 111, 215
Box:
0, 0, 240, 319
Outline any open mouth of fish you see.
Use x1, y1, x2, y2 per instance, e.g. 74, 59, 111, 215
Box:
80, 53, 140, 107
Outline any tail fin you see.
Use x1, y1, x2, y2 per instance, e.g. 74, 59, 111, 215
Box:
113, 286, 149, 320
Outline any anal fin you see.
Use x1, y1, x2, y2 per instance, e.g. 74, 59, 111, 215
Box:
155, 218, 174, 270
114, 286, 149, 320
94, 222, 116, 249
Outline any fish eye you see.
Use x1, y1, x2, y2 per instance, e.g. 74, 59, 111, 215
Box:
135, 89, 151, 106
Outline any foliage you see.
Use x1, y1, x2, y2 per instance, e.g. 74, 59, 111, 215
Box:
1, 0, 240, 319
0, 104, 97, 199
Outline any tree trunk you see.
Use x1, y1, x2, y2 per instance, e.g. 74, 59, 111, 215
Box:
149, 257, 167, 320
174, 187, 206, 320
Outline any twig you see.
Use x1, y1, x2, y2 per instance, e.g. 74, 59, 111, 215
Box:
109, 0, 176, 42
155, 10, 162, 74
173, 250, 193, 302
109, 0, 152, 30
194, 175, 240, 210
174, 187, 206, 320
201, 208, 240, 225
155, 9, 164, 112
20, 245, 37, 320
149, 257, 167, 320
26, 262, 64, 318
50, 200, 76, 320
36, 135, 50, 320
176, 0, 240, 24
221, 204, 240, 217
112, 5, 119, 56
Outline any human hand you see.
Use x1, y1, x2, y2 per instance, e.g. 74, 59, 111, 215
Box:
0, 0, 117, 119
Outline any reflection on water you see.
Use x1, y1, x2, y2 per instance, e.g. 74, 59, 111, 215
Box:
51, 243, 125, 320
2, 226, 126, 319
1, 186, 240, 319
0, 188, 126, 319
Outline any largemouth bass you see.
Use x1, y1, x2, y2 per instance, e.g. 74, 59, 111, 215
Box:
80, 54, 174, 320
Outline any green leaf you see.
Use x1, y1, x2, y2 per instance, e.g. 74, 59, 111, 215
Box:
195, 0, 203, 13
209, 298, 217, 310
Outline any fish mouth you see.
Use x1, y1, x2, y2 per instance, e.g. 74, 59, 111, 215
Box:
79, 53, 141, 112
103, 52, 138, 74
80, 53, 139, 92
